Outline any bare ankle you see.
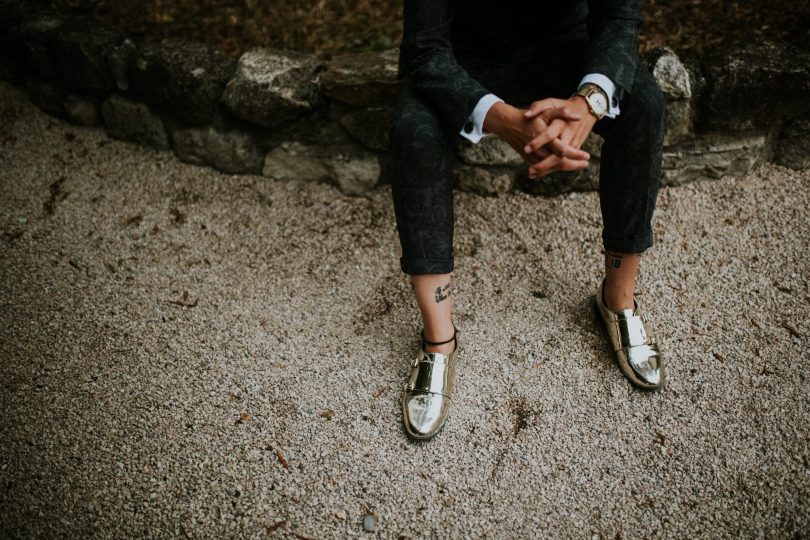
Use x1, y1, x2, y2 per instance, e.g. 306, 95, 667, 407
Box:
603, 250, 641, 311
603, 281, 635, 312
604, 289, 635, 311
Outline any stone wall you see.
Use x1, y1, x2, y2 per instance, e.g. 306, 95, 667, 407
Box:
2, 0, 808, 196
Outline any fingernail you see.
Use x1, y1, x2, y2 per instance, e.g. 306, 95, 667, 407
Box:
524, 145, 531, 153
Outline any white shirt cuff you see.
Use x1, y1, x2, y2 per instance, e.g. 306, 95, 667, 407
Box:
460, 93, 504, 143
579, 73, 620, 118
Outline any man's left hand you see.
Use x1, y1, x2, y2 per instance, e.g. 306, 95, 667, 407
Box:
522, 96, 597, 178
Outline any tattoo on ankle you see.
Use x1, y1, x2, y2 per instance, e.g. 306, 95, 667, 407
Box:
434, 283, 451, 303
606, 252, 623, 269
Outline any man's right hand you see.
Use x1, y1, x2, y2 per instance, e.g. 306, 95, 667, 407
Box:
483, 100, 590, 171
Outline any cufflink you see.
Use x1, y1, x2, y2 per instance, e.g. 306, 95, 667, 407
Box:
463, 121, 474, 133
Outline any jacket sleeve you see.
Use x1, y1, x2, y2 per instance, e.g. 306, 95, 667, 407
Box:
397, 0, 493, 134
582, 0, 641, 96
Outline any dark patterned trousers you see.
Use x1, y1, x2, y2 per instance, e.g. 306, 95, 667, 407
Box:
389, 25, 666, 275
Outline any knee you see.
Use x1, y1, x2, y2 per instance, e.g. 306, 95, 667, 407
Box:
628, 70, 666, 131
389, 83, 451, 152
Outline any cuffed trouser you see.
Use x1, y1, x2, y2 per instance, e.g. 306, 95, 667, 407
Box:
389, 26, 666, 275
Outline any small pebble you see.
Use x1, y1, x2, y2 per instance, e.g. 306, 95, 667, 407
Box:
363, 514, 376, 532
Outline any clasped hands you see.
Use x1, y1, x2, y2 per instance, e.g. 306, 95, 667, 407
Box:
483, 96, 597, 179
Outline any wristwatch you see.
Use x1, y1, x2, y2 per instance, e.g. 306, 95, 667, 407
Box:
574, 83, 608, 120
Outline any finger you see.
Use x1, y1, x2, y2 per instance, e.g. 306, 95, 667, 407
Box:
524, 144, 551, 164
559, 126, 575, 145
539, 158, 588, 176
523, 98, 562, 118
548, 138, 590, 160
529, 154, 589, 178
523, 121, 565, 154
536, 145, 551, 159
541, 106, 582, 122
527, 155, 559, 179
553, 127, 583, 156
554, 157, 590, 173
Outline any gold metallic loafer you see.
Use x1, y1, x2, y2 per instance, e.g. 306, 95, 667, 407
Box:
594, 280, 664, 390
401, 327, 458, 441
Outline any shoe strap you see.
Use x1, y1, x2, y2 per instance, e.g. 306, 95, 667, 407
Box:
406, 350, 456, 396
421, 326, 457, 347
611, 314, 650, 350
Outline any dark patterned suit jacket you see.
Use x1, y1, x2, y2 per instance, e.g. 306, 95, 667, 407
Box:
397, 0, 641, 134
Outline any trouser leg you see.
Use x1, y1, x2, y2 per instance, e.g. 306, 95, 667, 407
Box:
593, 65, 667, 253
389, 79, 458, 275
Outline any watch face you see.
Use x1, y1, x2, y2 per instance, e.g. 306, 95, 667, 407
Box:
589, 91, 608, 115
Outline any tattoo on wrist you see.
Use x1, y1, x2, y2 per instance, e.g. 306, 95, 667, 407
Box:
434, 283, 451, 303
605, 252, 623, 269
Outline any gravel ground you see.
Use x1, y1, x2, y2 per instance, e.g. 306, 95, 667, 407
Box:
1, 80, 808, 539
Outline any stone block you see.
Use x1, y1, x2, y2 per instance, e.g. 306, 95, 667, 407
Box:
457, 136, 523, 166
263, 141, 380, 195
701, 42, 810, 131
646, 47, 692, 99
222, 47, 323, 129
773, 118, 810, 170
0, 22, 29, 82
263, 141, 330, 182
661, 132, 771, 186
517, 163, 600, 196
328, 153, 381, 196
128, 41, 236, 124
171, 125, 264, 174
51, 18, 123, 90
321, 49, 402, 107
453, 164, 514, 196
664, 99, 692, 145
644, 47, 693, 145
108, 38, 136, 91
100, 93, 169, 150
338, 107, 393, 151
457, 130, 601, 167
26, 78, 65, 116
18, 13, 67, 79
64, 93, 99, 126
581, 132, 604, 158
273, 115, 356, 149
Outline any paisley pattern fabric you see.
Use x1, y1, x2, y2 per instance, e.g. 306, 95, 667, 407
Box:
390, 1, 664, 276
390, 80, 461, 275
